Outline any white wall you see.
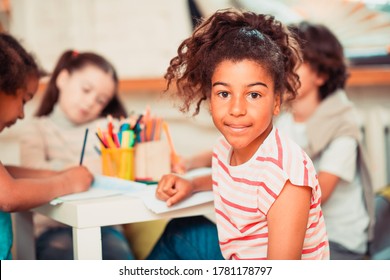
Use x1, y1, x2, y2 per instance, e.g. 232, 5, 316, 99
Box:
9, 0, 193, 78
347, 85, 390, 191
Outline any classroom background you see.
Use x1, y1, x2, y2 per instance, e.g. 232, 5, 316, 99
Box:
1, 0, 390, 259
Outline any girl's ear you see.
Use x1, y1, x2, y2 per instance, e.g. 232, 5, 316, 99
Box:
316, 72, 328, 87
273, 94, 281, 116
56, 70, 70, 90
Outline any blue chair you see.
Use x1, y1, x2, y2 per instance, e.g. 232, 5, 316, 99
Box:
369, 188, 390, 260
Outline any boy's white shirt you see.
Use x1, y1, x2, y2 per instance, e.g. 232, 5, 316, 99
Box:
276, 112, 370, 254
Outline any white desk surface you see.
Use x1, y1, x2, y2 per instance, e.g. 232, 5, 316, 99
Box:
13, 193, 214, 260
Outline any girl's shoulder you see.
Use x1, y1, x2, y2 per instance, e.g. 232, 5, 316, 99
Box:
262, 127, 306, 160
273, 128, 319, 188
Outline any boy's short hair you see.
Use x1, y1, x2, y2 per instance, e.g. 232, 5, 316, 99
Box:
289, 21, 348, 100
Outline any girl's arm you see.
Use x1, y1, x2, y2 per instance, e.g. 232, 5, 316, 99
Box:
0, 163, 93, 212
156, 173, 212, 206
267, 181, 311, 260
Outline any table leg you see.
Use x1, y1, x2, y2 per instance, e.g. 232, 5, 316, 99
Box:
13, 212, 35, 260
72, 227, 102, 260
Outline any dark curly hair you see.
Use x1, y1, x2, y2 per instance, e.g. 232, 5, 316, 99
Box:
165, 9, 302, 115
0, 32, 39, 96
36, 50, 127, 118
288, 21, 348, 100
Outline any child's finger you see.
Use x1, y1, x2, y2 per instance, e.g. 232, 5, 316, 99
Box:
160, 174, 179, 195
166, 191, 187, 207
156, 175, 177, 200
155, 184, 172, 201
162, 184, 178, 196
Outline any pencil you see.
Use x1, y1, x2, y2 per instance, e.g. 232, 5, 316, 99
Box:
162, 121, 184, 174
95, 132, 108, 148
80, 128, 89, 165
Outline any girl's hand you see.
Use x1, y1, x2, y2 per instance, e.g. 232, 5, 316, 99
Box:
61, 166, 93, 193
156, 174, 194, 206
171, 155, 187, 174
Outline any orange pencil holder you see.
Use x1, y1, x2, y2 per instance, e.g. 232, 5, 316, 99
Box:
101, 147, 135, 181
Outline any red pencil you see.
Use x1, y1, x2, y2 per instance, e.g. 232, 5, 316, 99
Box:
107, 114, 114, 140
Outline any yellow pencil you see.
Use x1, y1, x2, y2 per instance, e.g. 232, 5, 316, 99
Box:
105, 131, 117, 149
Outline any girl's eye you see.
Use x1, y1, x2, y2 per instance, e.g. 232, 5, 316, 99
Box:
218, 91, 229, 98
82, 87, 91, 94
96, 98, 107, 106
249, 92, 261, 99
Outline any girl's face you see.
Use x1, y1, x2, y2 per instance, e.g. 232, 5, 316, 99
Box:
56, 64, 115, 124
210, 59, 280, 163
0, 75, 38, 132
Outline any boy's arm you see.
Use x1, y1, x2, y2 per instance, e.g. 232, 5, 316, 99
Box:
267, 181, 311, 260
5, 165, 58, 179
0, 163, 92, 212
317, 172, 339, 203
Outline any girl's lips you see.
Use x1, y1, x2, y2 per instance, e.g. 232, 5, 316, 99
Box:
79, 109, 89, 116
225, 124, 250, 132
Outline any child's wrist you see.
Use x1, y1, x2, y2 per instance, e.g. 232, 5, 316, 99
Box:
57, 172, 70, 195
189, 177, 201, 193
185, 159, 192, 171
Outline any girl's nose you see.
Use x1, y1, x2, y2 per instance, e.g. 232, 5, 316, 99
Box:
18, 107, 25, 120
229, 96, 246, 117
84, 95, 96, 108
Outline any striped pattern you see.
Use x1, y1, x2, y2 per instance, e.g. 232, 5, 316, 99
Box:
212, 127, 329, 260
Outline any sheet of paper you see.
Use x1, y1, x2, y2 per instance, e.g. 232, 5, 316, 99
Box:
91, 175, 147, 193
49, 170, 214, 212
50, 175, 147, 205
50, 188, 122, 205
137, 185, 214, 214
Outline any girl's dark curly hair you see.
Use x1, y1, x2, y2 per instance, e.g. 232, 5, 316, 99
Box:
288, 21, 348, 100
36, 50, 127, 118
0, 33, 39, 96
165, 9, 302, 115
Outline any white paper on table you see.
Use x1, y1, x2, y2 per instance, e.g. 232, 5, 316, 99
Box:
50, 188, 122, 205
133, 167, 213, 213
49, 169, 213, 209
50, 175, 148, 205
91, 175, 147, 193
137, 185, 214, 214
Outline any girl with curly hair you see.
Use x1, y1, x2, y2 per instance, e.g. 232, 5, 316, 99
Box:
149, 9, 329, 260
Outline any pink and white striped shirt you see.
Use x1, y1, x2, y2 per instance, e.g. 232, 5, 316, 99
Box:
212, 127, 329, 260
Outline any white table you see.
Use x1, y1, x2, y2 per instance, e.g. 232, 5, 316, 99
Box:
13, 194, 214, 260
